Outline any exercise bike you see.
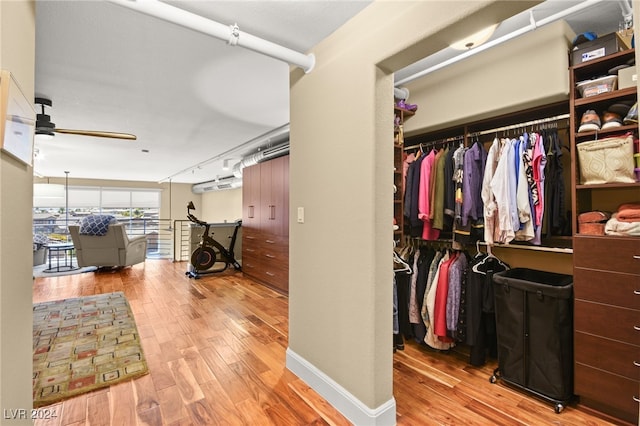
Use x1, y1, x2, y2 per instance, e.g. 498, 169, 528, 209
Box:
185, 201, 242, 279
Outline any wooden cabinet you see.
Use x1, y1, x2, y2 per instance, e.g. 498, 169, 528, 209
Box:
242, 155, 289, 293
569, 50, 640, 425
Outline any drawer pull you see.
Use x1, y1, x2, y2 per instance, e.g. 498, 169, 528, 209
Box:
248, 205, 255, 219
265, 271, 275, 277
265, 239, 275, 244
246, 248, 255, 252
634, 255, 640, 260
634, 396, 640, 403
635, 290, 640, 295
634, 361, 640, 367
635, 325, 640, 331
265, 254, 276, 258
246, 235, 256, 240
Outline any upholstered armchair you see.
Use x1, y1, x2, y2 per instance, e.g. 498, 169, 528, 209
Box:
69, 219, 147, 268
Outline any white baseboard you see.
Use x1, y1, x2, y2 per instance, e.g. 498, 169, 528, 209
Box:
286, 348, 396, 426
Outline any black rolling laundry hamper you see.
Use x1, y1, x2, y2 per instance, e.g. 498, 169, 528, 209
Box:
489, 268, 574, 414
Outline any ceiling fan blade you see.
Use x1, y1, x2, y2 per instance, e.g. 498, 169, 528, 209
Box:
54, 128, 137, 140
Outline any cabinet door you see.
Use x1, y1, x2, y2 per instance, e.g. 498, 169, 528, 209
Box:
260, 159, 274, 232
260, 156, 288, 236
282, 155, 289, 238
270, 156, 286, 237
242, 163, 261, 232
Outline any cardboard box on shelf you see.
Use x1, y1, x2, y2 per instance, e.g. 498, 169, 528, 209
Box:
616, 28, 634, 50
618, 65, 637, 89
572, 32, 624, 65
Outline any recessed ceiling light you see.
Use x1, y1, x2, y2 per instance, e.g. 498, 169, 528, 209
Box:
141, 149, 149, 153
450, 24, 498, 50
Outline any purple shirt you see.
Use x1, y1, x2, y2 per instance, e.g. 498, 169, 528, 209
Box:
461, 141, 488, 226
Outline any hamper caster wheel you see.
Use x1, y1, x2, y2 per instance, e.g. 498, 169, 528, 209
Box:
554, 403, 564, 414
489, 375, 497, 384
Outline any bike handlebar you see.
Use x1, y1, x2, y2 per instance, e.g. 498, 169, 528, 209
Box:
187, 212, 208, 227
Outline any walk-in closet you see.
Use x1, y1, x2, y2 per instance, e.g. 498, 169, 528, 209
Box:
391, 15, 639, 425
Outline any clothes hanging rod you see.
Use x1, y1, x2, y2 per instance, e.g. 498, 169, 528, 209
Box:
468, 113, 570, 137
403, 135, 464, 151
395, 0, 604, 86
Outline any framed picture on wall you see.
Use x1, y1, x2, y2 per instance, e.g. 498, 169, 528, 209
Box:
0, 70, 35, 166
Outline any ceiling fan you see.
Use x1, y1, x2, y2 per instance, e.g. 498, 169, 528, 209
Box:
34, 97, 137, 140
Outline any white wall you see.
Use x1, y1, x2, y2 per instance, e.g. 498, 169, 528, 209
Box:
0, 0, 35, 422
201, 188, 242, 223
287, 1, 539, 424
404, 20, 575, 134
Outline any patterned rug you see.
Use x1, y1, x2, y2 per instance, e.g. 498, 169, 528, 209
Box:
33, 292, 148, 407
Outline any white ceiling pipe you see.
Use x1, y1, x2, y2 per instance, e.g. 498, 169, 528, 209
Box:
108, 0, 315, 73
160, 123, 290, 182
395, 0, 604, 86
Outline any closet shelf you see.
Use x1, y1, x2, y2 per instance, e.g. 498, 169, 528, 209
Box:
576, 182, 640, 190
478, 241, 573, 254
574, 124, 638, 140
573, 87, 637, 107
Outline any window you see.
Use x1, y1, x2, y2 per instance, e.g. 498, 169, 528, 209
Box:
33, 186, 160, 231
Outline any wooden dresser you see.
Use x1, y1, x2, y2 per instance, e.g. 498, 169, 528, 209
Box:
241, 155, 289, 293
573, 235, 640, 424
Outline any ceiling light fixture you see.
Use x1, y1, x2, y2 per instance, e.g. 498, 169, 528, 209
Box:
450, 24, 498, 50
396, 0, 605, 86
34, 133, 54, 142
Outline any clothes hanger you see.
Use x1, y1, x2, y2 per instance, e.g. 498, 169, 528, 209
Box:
393, 249, 412, 273
471, 243, 508, 274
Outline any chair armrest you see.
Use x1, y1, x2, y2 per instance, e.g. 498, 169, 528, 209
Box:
128, 234, 148, 243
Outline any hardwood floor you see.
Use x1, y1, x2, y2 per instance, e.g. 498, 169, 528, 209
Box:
32, 260, 618, 426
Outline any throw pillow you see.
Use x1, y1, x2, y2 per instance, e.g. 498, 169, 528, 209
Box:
79, 215, 117, 236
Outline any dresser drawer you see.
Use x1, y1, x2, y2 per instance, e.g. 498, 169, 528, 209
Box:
575, 300, 640, 345
573, 236, 640, 275
574, 268, 640, 310
575, 331, 640, 381
243, 260, 288, 292
575, 363, 639, 425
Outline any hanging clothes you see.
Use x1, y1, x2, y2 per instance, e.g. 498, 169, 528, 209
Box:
418, 150, 440, 240
514, 134, 534, 241
446, 251, 468, 340
433, 147, 448, 231
407, 152, 425, 238
433, 251, 458, 343
530, 132, 547, 245
490, 139, 516, 244
466, 252, 509, 366
411, 248, 436, 343
423, 251, 455, 350
543, 128, 568, 236
482, 137, 501, 245
443, 145, 456, 232
457, 139, 487, 244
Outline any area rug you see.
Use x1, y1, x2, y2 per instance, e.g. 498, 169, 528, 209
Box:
33, 292, 148, 407
33, 264, 98, 278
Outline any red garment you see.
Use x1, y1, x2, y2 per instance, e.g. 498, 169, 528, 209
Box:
418, 150, 441, 240
433, 252, 458, 343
